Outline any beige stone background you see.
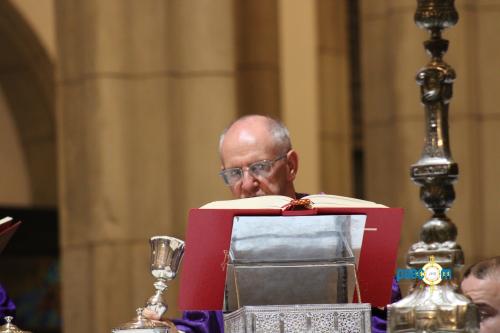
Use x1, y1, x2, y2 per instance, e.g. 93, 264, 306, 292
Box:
0, 0, 498, 332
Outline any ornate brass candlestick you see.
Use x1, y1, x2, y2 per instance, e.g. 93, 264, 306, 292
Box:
388, 1, 479, 332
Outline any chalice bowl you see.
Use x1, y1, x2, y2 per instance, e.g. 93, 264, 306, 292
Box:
112, 236, 185, 333
144, 236, 185, 318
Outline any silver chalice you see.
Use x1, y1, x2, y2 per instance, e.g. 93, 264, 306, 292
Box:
112, 236, 185, 333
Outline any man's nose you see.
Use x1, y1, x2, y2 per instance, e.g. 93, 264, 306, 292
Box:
240, 169, 258, 190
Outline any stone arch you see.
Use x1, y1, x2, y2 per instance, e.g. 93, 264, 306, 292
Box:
0, 0, 56, 206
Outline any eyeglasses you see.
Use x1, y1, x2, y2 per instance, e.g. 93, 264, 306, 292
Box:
219, 154, 287, 186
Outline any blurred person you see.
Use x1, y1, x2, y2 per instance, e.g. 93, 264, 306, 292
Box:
0, 283, 15, 322
461, 256, 500, 333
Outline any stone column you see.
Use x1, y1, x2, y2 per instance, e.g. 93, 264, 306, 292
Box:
234, 0, 281, 119
166, 1, 238, 319
278, 0, 321, 194
361, 1, 428, 268
56, 1, 173, 332
453, 0, 500, 262
167, 0, 238, 218
317, 0, 353, 196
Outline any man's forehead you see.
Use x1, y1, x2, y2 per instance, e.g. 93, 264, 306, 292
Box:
235, 129, 259, 145
221, 144, 274, 167
225, 118, 271, 140
222, 124, 275, 152
221, 136, 278, 169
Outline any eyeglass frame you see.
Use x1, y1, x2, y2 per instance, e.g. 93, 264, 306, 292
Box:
219, 153, 289, 186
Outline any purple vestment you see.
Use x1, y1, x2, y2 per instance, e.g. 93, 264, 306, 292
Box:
0, 283, 15, 322
173, 310, 224, 333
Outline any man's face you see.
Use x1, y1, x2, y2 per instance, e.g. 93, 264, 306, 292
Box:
461, 275, 500, 333
220, 122, 297, 199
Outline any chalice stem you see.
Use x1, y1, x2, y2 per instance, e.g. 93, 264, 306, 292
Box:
145, 278, 169, 318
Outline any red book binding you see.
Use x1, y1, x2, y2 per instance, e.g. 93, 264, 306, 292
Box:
179, 207, 403, 310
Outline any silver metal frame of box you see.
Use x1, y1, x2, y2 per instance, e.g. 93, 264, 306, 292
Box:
223, 215, 366, 312
223, 303, 372, 333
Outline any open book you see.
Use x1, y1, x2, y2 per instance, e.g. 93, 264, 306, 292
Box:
200, 193, 387, 209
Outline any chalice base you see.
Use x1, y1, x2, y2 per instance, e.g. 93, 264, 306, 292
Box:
112, 314, 178, 333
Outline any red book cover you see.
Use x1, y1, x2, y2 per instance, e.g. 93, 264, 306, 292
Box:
178, 207, 403, 309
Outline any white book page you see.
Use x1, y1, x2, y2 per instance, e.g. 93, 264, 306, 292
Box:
200, 194, 386, 209
0, 216, 13, 226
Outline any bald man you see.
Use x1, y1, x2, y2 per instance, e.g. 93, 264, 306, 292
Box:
461, 257, 500, 333
218, 115, 299, 199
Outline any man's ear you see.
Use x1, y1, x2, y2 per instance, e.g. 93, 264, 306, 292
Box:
287, 150, 298, 181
